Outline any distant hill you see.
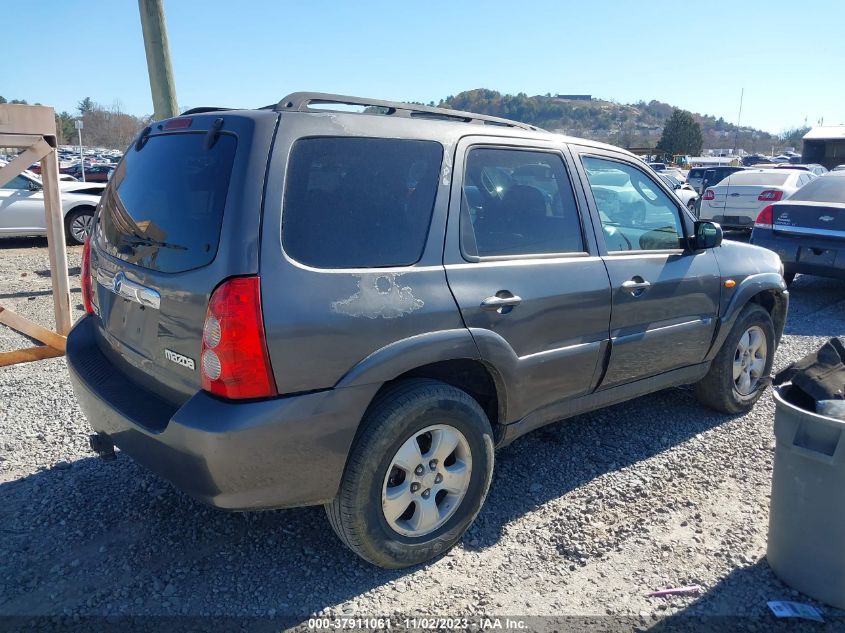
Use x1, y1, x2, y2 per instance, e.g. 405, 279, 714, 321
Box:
435, 89, 781, 154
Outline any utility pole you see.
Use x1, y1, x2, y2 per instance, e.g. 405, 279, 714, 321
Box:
75, 119, 85, 182
138, 0, 178, 120
732, 88, 744, 155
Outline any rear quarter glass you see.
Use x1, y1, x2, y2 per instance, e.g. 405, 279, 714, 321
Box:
281, 137, 443, 268
97, 132, 237, 273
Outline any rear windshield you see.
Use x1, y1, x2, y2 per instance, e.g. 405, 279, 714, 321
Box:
282, 137, 442, 268
788, 174, 845, 202
97, 132, 237, 273
725, 172, 789, 186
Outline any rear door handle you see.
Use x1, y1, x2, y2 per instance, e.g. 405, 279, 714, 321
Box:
621, 279, 651, 295
480, 293, 522, 312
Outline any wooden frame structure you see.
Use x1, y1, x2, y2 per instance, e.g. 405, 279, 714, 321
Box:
0, 104, 71, 366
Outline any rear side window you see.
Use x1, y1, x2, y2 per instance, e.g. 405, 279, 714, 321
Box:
98, 132, 237, 273
282, 137, 442, 268
460, 148, 584, 258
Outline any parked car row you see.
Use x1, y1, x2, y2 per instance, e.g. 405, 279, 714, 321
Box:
647, 159, 843, 286
26, 148, 122, 182
699, 168, 817, 231
751, 171, 845, 285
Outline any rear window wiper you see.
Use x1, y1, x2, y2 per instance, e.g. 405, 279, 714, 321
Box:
121, 235, 188, 251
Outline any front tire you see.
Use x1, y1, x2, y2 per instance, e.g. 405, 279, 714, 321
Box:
325, 379, 494, 568
695, 303, 775, 414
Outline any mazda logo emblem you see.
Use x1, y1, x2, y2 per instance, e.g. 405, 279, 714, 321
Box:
112, 272, 125, 293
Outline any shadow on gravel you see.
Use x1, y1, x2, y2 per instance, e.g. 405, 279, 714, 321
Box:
0, 288, 82, 300
0, 237, 50, 249
0, 388, 743, 619
780, 275, 845, 338
466, 388, 741, 559
649, 558, 843, 632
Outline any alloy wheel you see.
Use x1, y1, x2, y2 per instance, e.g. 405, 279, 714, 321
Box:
70, 213, 94, 243
381, 424, 472, 538
733, 325, 767, 396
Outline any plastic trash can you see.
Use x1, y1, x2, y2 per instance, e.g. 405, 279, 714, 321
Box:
767, 385, 845, 609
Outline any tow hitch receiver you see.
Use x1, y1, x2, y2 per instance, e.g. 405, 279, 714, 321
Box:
89, 433, 116, 460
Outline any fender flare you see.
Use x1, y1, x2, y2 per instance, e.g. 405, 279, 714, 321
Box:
334, 327, 520, 423
335, 328, 481, 389
705, 272, 788, 361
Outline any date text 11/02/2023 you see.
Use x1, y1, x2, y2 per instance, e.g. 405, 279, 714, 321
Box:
307, 617, 529, 630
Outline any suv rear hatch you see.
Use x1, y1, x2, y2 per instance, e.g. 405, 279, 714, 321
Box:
88, 111, 278, 409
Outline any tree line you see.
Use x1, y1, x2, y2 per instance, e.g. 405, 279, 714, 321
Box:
436, 90, 803, 155
2, 90, 813, 155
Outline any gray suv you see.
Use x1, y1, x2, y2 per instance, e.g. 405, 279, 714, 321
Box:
67, 93, 788, 568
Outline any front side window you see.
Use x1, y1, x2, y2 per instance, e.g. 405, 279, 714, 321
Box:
461, 148, 584, 258
282, 137, 442, 268
582, 156, 684, 252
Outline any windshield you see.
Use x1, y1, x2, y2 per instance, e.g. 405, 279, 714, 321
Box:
97, 132, 237, 273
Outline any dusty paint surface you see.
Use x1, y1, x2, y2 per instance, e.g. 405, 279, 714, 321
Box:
331, 273, 424, 319
441, 142, 453, 186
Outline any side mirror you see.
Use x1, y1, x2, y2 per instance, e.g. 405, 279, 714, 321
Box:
28, 180, 42, 192
673, 183, 682, 190
693, 220, 722, 250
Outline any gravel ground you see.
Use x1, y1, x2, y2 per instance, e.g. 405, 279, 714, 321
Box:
2, 238, 845, 631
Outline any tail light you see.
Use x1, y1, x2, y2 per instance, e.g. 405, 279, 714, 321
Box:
201, 276, 277, 400
758, 190, 784, 201
81, 237, 94, 315
702, 189, 715, 201
754, 205, 774, 230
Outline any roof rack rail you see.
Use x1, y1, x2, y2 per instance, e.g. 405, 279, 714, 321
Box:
272, 92, 543, 132
180, 106, 233, 115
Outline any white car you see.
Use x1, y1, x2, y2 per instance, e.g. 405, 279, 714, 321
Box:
659, 174, 699, 211
660, 168, 687, 182
0, 171, 102, 244
699, 168, 815, 230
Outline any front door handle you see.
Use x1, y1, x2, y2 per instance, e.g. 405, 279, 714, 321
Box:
621, 279, 651, 296
480, 292, 522, 313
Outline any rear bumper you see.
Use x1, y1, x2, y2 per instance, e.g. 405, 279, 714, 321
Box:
698, 210, 755, 229
751, 231, 845, 279
66, 315, 378, 510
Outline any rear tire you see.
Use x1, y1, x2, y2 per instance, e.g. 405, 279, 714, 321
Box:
65, 207, 95, 245
325, 379, 494, 568
695, 303, 775, 414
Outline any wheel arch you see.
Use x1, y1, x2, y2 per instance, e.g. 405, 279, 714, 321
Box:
63, 201, 97, 219
706, 272, 788, 360
334, 329, 511, 445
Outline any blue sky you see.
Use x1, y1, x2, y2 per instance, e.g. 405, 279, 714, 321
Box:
2, 1, 841, 133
